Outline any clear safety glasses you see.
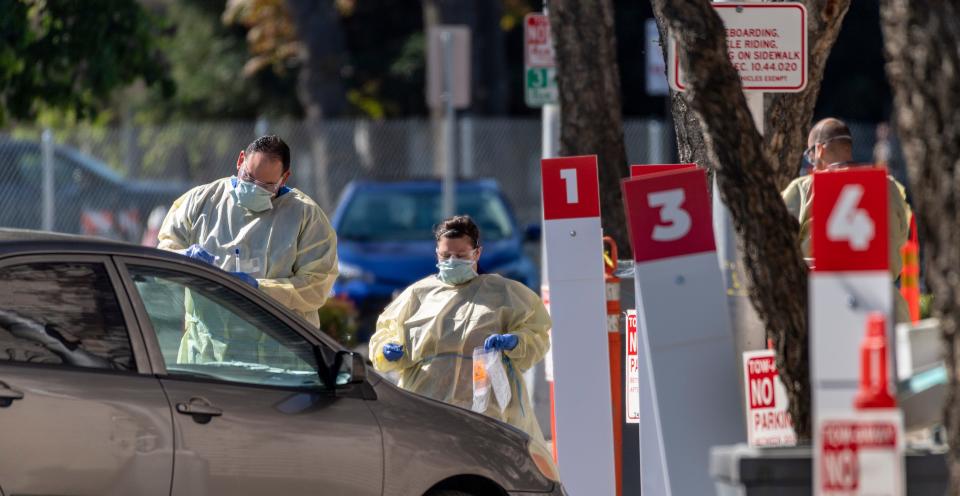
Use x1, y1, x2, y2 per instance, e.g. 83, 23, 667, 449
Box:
238, 167, 284, 194
803, 135, 853, 164
436, 249, 477, 262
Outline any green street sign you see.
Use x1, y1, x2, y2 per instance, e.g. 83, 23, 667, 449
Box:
525, 67, 558, 107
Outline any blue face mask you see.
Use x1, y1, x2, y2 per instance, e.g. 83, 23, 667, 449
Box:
437, 258, 478, 285
233, 178, 274, 212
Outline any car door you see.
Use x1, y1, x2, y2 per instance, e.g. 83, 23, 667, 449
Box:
116, 258, 383, 496
0, 255, 173, 496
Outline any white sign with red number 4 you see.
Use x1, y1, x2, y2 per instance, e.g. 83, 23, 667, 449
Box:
742, 349, 796, 446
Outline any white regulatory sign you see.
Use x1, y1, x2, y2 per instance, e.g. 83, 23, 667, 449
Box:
742, 349, 796, 446
669, 2, 807, 92
815, 409, 905, 496
524, 13, 557, 107
625, 310, 640, 424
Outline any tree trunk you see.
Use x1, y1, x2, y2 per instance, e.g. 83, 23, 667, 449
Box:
651, 16, 716, 176
880, 1, 960, 489
286, 0, 347, 121
653, 0, 812, 439
549, 0, 630, 250
285, 0, 347, 210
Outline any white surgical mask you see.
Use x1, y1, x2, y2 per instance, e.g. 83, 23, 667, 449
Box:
437, 258, 478, 285
233, 178, 274, 212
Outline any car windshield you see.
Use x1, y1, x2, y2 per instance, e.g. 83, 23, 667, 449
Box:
338, 188, 515, 242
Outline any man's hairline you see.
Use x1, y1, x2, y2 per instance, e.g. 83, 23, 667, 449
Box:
243, 150, 290, 173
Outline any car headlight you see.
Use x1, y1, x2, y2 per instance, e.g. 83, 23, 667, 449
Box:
337, 262, 372, 283
528, 439, 561, 482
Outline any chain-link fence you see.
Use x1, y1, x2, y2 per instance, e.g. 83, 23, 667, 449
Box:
0, 118, 902, 243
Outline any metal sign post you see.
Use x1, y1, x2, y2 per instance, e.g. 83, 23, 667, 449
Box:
427, 26, 471, 219
41, 129, 55, 232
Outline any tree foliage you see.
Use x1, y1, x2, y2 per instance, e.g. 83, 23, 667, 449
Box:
137, 0, 301, 121
0, 0, 172, 125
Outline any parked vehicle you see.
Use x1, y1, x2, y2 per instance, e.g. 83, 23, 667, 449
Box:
0, 229, 564, 496
0, 138, 188, 242
331, 179, 540, 340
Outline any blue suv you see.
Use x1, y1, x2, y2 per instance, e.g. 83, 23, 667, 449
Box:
331, 179, 540, 340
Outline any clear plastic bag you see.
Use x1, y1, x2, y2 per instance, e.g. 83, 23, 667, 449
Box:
472, 347, 512, 414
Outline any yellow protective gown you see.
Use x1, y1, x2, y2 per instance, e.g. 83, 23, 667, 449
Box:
782, 172, 911, 322
370, 273, 551, 443
158, 177, 338, 362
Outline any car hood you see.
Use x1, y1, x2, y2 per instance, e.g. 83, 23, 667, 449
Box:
339, 238, 521, 286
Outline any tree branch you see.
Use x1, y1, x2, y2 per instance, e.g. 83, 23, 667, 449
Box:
765, 0, 851, 190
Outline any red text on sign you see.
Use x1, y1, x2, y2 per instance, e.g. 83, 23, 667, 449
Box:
748, 356, 778, 409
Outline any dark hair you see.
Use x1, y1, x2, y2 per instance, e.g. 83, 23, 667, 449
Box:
245, 135, 291, 173
434, 215, 480, 248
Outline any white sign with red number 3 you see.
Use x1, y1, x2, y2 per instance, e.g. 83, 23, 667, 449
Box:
827, 184, 875, 251
648, 188, 691, 242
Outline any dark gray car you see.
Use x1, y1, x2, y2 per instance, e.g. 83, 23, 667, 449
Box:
0, 229, 564, 496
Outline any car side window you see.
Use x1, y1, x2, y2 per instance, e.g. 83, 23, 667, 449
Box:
0, 262, 134, 371
128, 265, 327, 389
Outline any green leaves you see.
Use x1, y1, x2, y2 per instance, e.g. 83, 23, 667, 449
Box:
0, 0, 172, 125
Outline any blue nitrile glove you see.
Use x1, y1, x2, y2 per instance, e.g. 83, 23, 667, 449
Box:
185, 244, 215, 264
484, 333, 519, 352
383, 343, 404, 362
230, 271, 259, 289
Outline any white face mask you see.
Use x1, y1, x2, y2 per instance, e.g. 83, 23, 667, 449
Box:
436, 258, 478, 285
234, 178, 274, 212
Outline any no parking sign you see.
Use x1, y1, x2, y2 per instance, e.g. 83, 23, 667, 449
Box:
742, 350, 795, 446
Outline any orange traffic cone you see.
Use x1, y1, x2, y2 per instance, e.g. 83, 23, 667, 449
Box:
854, 313, 896, 409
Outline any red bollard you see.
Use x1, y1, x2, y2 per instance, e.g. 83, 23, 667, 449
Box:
603, 236, 623, 496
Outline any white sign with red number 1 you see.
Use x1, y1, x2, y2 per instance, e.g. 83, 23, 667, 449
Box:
622, 166, 744, 496
541, 155, 616, 496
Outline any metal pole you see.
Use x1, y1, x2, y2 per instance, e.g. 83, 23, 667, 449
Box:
460, 115, 474, 178
441, 30, 457, 219
542, 104, 560, 159
41, 129, 55, 232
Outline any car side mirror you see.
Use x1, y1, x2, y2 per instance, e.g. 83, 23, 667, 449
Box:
332, 350, 366, 387
524, 223, 542, 242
